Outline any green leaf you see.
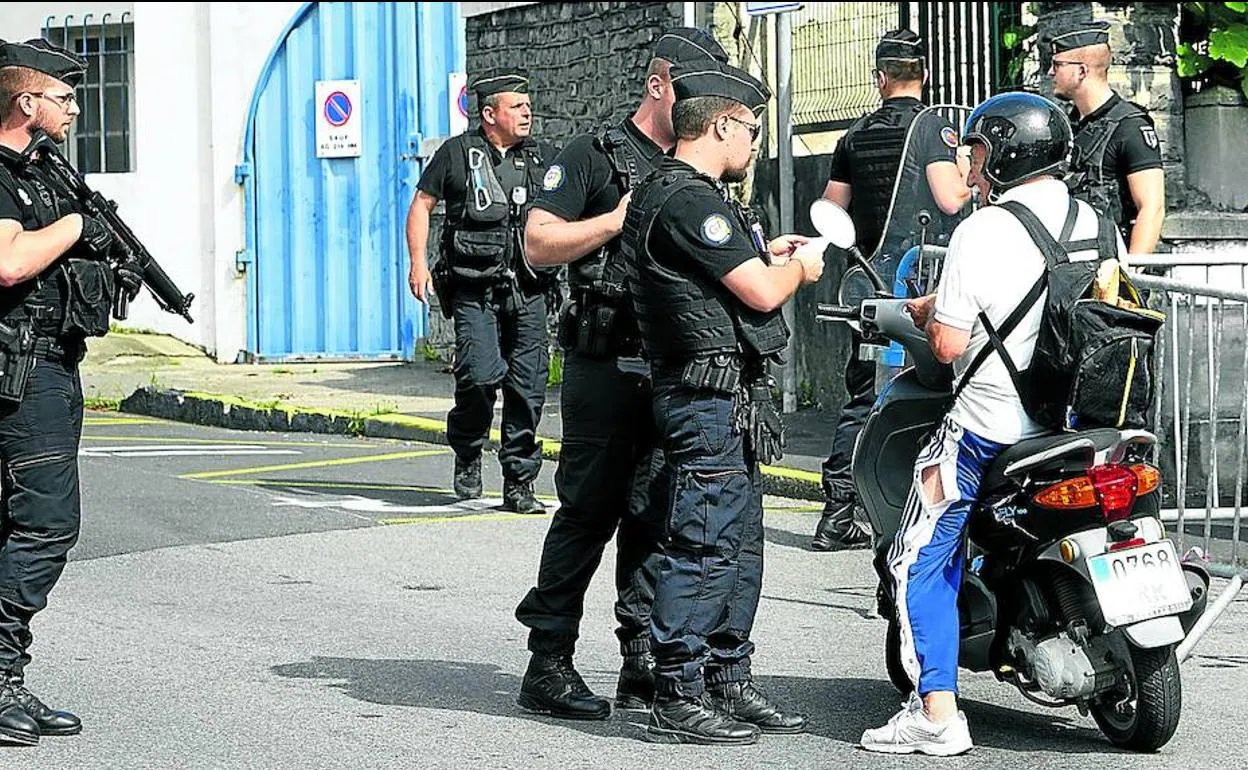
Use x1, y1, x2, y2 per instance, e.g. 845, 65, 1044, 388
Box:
1225, 2, 1247, 13
1177, 42, 1215, 76
1209, 25, 1248, 67
1003, 30, 1019, 48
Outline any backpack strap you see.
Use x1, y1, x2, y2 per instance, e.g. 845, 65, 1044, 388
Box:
950, 271, 1047, 404
999, 200, 1069, 269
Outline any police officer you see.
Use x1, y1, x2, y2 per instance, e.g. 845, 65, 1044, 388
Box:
622, 59, 820, 745
405, 69, 556, 514
1048, 20, 1165, 254
0, 38, 138, 745
812, 29, 971, 552
513, 29, 727, 720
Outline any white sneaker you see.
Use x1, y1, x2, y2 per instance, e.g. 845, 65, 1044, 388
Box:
860, 692, 974, 756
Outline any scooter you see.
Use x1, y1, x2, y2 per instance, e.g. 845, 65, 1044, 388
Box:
810, 200, 1211, 752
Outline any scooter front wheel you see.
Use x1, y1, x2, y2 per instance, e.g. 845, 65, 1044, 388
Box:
885, 619, 915, 695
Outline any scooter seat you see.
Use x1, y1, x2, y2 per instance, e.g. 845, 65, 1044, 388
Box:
981, 428, 1123, 493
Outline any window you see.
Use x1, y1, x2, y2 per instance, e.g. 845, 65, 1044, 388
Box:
42, 14, 135, 173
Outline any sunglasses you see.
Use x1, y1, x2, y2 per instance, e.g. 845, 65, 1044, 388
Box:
27, 91, 78, 108
725, 115, 761, 141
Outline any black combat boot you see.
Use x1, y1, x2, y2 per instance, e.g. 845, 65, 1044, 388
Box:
453, 455, 482, 500
7, 675, 80, 736
647, 693, 760, 745
502, 479, 544, 515
0, 679, 40, 746
708, 680, 808, 734
811, 501, 872, 551
517, 654, 611, 721
614, 638, 655, 710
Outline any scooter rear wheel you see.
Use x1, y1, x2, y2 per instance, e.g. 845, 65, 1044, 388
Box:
1090, 645, 1181, 752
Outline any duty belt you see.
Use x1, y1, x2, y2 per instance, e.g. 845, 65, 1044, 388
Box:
33, 336, 83, 364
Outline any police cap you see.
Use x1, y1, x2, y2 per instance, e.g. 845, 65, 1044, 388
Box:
472, 68, 529, 100
653, 27, 729, 65
1049, 20, 1110, 54
0, 38, 88, 87
875, 29, 924, 64
671, 60, 771, 115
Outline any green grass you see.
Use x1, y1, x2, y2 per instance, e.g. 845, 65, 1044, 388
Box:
84, 396, 121, 411
547, 350, 563, 387
109, 323, 160, 335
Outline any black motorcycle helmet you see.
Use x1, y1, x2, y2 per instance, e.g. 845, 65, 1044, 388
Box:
962, 92, 1072, 195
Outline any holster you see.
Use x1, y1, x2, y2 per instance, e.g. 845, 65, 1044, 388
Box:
430, 258, 455, 319
0, 319, 37, 403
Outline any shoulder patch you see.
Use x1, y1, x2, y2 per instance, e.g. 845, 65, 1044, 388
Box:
542, 164, 564, 192
940, 126, 959, 149
700, 213, 733, 246
1139, 125, 1158, 150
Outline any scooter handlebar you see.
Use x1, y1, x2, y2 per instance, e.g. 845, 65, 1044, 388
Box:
815, 303, 860, 322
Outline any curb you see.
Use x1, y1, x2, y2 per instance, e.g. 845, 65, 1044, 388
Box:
117, 386, 825, 501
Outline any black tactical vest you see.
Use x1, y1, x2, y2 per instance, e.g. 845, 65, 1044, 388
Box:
444, 134, 546, 283
622, 167, 790, 363
1068, 98, 1148, 232
842, 100, 915, 255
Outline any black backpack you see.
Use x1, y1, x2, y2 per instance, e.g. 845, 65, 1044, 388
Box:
963, 197, 1164, 432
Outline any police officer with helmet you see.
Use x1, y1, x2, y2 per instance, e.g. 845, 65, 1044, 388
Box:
512, 28, 727, 721
0, 38, 141, 745
1047, 20, 1165, 254
622, 59, 819, 745
406, 69, 557, 515
812, 29, 971, 552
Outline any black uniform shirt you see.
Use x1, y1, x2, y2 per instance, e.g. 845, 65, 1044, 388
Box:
533, 118, 665, 222
417, 127, 545, 222
0, 147, 63, 231
827, 96, 958, 255
650, 157, 760, 281
1072, 93, 1163, 225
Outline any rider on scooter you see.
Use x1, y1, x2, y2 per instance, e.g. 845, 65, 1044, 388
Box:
860, 92, 1128, 756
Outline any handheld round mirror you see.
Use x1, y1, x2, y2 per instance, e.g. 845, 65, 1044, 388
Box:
809, 198, 857, 251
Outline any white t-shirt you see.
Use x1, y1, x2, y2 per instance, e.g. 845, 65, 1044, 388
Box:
934, 178, 1127, 444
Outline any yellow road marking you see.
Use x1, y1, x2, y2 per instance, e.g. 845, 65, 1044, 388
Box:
82, 435, 385, 449
178, 448, 449, 480
201, 479, 452, 492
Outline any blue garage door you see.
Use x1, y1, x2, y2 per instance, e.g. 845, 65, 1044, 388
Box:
241, 2, 464, 360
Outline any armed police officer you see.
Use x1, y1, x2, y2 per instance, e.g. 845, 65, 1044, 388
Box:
406, 69, 557, 514
812, 29, 971, 552
513, 28, 728, 721
1048, 21, 1165, 254
0, 38, 139, 745
622, 60, 820, 746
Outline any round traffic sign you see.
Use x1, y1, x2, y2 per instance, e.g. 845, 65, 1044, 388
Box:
457, 85, 469, 118
324, 90, 352, 127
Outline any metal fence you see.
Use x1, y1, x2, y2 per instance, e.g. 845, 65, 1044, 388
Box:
41, 13, 134, 174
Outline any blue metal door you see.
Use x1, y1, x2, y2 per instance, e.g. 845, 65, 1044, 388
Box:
240, 2, 464, 360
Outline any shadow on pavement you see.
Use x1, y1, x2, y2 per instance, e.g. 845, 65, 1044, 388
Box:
271, 657, 1116, 752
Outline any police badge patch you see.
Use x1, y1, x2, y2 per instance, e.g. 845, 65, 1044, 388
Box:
1140, 125, 1158, 150
700, 213, 732, 245
542, 164, 564, 191
940, 126, 959, 149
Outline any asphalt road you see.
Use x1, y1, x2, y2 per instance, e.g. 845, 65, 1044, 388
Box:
3, 412, 1245, 769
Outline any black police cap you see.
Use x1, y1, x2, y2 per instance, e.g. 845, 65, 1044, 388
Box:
653, 27, 729, 65
671, 60, 771, 115
1050, 20, 1110, 54
875, 29, 924, 64
472, 68, 529, 100
0, 38, 88, 87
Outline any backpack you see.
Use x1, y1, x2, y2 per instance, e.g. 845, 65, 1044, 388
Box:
970, 197, 1165, 432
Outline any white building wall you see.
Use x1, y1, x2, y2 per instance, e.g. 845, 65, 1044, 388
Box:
2, 2, 303, 361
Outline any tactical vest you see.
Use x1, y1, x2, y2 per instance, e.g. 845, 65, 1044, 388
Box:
1067, 99, 1148, 231
621, 167, 790, 363
443, 134, 545, 283
843, 101, 916, 256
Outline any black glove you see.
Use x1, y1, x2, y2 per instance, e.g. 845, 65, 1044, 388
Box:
114, 256, 143, 301
77, 214, 114, 259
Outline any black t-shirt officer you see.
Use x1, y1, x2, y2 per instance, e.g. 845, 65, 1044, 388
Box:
0, 37, 119, 744
1048, 21, 1164, 253
622, 59, 824, 745
512, 27, 727, 723
404, 69, 555, 514
813, 29, 972, 553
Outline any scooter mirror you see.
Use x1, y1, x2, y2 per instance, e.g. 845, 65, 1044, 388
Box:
809, 198, 856, 251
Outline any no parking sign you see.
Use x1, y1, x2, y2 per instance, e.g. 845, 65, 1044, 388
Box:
315, 79, 362, 158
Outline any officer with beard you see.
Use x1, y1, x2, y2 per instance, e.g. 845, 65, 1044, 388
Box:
513, 28, 728, 721
622, 59, 822, 745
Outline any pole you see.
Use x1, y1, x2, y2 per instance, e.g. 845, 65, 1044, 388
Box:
776, 11, 796, 413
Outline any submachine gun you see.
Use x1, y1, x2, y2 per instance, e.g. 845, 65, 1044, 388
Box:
24, 131, 195, 324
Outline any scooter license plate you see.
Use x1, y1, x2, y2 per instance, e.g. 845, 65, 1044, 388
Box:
1087, 540, 1193, 627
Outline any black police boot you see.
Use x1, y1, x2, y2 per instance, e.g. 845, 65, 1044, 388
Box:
614, 639, 655, 710
707, 680, 807, 734
811, 501, 871, 551
453, 455, 482, 500
646, 693, 760, 745
517, 653, 611, 721
7, 675, 80, 737
502, 479, 544, 515
0, 680, 40, 746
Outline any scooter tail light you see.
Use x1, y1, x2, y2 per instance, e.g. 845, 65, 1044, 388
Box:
1088, 464, 1138, 523
1033, 477, 1097, 509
